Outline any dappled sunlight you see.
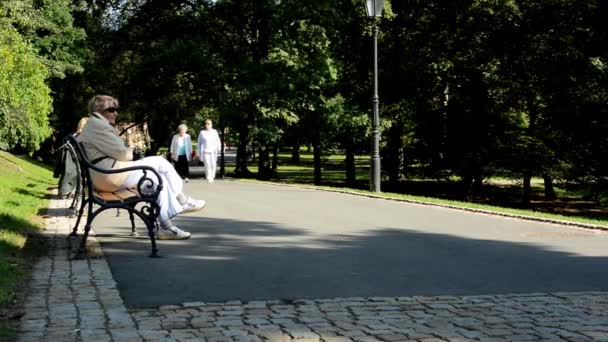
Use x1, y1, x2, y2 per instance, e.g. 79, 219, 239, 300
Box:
0, 230, 26, 250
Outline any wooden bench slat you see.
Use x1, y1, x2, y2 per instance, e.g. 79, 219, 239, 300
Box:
93, 188, 140, 202
114, 188, 140, 200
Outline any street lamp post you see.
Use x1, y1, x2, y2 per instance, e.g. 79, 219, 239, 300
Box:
364, 0, 384, 193
218, 87, 226, 179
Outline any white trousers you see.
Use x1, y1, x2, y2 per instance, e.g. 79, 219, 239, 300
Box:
122, 156, 183, 222
203, 152, 218, 180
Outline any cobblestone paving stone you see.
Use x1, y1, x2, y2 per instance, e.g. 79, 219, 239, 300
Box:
17, 194, 608, 342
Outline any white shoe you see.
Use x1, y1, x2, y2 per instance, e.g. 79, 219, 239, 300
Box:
157, 226, 191, 240
184, 178, 189, 183
182, 198, 207, 213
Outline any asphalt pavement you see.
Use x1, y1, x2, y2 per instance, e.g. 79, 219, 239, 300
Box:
91, 180, 608, 308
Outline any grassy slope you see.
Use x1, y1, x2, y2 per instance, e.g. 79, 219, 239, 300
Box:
0, 151, 54, 340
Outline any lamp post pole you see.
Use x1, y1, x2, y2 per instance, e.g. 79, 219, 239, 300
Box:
364, 0, 383, 193
370, 18, 381, 193
219, 89, 226, 179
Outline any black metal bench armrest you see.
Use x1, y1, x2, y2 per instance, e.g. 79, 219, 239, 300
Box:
92, 165, 163, 198
67, 136, 163, 197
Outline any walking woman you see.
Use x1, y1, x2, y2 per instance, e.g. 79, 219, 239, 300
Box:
170, 124, 193, 182
197, 119, 221, 183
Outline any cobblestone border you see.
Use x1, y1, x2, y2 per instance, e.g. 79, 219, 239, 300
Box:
18, 194, 138, 342
234, 179, 608, 233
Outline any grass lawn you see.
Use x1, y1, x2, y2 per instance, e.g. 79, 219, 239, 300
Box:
0, 151, 54, 340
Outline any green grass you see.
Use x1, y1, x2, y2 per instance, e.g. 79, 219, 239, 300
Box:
0, 151, 54, 340
239, 179, 608, 228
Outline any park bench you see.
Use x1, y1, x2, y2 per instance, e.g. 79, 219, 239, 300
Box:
66, 136, 163, 258
55, 139, 83, 213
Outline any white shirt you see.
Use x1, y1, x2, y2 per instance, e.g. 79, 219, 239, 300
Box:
197, 129, 221, 154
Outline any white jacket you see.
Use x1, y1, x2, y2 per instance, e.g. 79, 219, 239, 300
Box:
78, 112, 134, 192
197, 129, 221, 158
170, 134, 193, 161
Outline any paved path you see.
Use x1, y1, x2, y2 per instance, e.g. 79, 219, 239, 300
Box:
17, 186, 608, 342
91, 180, 608, 308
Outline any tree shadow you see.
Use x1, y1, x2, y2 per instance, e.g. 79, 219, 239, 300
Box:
90, 214, 608, 309
0, 214, 39, 235
14, 188, 49, 200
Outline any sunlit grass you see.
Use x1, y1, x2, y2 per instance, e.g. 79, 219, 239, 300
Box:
0, 151, 53, 338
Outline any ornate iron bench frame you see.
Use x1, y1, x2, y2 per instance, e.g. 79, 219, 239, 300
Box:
66, 136, 163, 258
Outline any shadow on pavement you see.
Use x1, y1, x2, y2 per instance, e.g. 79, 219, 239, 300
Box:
92, 215, 608, 309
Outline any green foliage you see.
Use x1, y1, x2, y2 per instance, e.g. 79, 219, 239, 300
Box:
0, 24, 52, 151
47, 0, 608, 199
0, 0, 85, 152
1, 0, 86, 78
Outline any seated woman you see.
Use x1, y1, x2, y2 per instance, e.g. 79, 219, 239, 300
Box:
78, 95, 205, 240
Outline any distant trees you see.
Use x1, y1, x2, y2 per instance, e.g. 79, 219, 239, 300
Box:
2, 0, 607, 201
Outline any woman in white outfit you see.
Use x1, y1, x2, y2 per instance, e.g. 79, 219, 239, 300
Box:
197, 119, 221, 183
170, 124, 193, 182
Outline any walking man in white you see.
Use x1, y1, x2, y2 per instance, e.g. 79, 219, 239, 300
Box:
197, 119, 222, 183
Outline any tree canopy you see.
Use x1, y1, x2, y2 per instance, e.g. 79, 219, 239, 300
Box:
1, 0, 607, 202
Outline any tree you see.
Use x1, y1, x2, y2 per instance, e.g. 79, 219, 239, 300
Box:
0, 24, 52, 151
0, 0, 85, 153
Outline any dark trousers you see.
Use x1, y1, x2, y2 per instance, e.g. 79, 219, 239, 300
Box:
174, 155, 190, 178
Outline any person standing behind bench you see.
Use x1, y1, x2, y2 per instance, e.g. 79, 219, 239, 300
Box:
78, 95, 206, 240
197, 119, 221, 183
170, 124, 192, 183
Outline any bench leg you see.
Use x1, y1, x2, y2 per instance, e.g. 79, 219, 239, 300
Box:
74, 221, 91, 259
73, 201, 95, 259
68, 200, 87, 238
129, 210, 138, 237
146, 220, 160, 258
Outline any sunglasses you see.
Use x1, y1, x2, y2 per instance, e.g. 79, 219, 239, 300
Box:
103, 107, 119, 113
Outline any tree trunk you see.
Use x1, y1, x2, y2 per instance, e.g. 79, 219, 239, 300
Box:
256, 144, 271, 180
291, 142, 300, 164
272, 144, 278, 172
472, 168, 483, 194
257, 144, 265, 179
387, 123, 403, 187
401, 146, 408, 178
234, 127, 252, 176
345, 136, 356, 188
462, 174, 473, 200
313, 131, 321, 185
543, 174, 556, 200
523, 173, 532, 205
